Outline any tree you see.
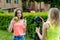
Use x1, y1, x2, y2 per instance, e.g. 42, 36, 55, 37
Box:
35, 0, 44, 11
35, 0, 43, 2
43, 0, 60, 8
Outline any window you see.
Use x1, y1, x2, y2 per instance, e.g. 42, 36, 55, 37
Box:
14, 0, 18, 4
6, 0, 11, 3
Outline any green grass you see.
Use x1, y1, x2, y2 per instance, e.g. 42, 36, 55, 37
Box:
0, 30, 33, 40
0, 30, 12, 40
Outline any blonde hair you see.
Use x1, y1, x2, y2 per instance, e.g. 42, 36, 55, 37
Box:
47, 8, 60, 26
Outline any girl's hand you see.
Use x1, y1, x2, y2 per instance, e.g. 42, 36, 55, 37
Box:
14, 17, 19, 21
36, 27, 40, 33
43, 22, 50, 29
40, 17, 44, 23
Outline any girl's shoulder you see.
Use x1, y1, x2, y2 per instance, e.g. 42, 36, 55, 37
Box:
18, 19, 25, 22
43, 22, 50, 30
22, 19, 26, 22
22, 19, 25, 21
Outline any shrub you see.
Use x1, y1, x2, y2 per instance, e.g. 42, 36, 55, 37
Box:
25, 15, 47, 38
0, 9, 4, 14
0, 12, 48, 39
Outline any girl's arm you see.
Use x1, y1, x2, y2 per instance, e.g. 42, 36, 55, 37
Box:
8, 19, 14, 32
23, 19, 27, 32
36, 22, 49, 40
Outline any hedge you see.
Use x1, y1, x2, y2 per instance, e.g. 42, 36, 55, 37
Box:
0, 12, 48, 39
0, 9, 4, 14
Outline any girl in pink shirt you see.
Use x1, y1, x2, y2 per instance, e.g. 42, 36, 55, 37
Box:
8, 9, 27, 40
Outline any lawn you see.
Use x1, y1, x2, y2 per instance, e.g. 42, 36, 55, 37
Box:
0, 30, 33, 40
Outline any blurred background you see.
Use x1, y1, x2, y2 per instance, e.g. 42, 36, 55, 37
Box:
0, 0, 60, 40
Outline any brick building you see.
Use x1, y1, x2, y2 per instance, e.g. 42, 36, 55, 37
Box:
35, 2, 50, 11
0, 0, 22, 12
0, 0, 50, 12
23, 1, 51, 12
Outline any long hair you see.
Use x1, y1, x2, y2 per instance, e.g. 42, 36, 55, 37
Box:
47, 8, 60, 26
14, 8, 23, 19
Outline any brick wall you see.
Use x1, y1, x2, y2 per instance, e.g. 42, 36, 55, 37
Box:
0, 0, 22, 9
0, 0, 5, 8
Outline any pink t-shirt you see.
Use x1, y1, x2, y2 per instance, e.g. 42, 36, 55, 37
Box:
13, 20, 25, 36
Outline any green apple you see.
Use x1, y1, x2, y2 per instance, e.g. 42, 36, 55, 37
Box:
14, 17, 19, 21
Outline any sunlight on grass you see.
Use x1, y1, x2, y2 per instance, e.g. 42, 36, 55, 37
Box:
0, 30, 33, 40
0, 30, 12, 40
0, 12, 48, 17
